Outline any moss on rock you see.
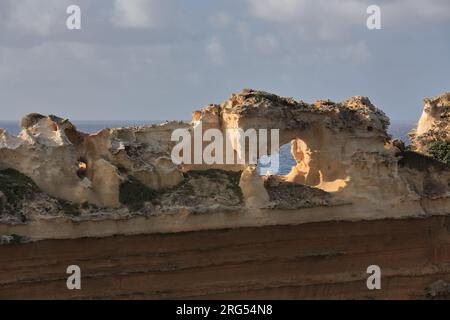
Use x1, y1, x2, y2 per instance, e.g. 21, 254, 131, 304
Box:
57, 199, 81, 216
0, 169, 40, 219
186, 169, 244, 202
119, 176, 158, 211
398, 150, 449, 171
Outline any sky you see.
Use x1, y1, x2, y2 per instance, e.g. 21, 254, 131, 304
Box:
0, 0, 449, 122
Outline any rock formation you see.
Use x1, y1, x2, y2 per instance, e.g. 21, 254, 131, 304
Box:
191, 89, 400, 206
0, 89, 449, 236
411, 92, 450, 152
1, 89, 450, 300
0, 115, 186, 209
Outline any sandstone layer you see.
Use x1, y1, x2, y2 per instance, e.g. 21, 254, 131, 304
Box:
1, 216, 450, 299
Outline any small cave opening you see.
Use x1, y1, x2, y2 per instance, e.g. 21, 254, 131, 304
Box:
50, 122, 58, 132
77, 158, 88, 179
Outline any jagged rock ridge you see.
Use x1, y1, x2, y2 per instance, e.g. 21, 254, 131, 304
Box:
0, 89, 449, 236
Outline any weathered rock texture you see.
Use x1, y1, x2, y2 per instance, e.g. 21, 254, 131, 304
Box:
411, 92, 450, 153
0, 115, 186, 209
0, 89, 449, 239
2, 216, 450, 299
189, 89, 449, 208
1, 89, 450, 300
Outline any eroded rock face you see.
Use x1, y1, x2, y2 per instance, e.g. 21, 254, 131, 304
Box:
411, 92, 450, 153
0, 114, 186, 208
191, 89, 406, 205
0, 89, 449, 222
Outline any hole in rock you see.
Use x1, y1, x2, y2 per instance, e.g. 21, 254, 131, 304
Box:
255, 135, 348, 194
77, 158, 88, 179
257, 142, 296, 176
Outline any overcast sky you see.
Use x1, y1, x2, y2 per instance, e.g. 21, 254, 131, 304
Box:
0, 0, 449, 122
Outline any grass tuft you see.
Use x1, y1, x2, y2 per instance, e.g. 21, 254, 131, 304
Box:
119, 176, 158, 211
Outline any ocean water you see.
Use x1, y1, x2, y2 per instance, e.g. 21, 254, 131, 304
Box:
0, 120, 158, 136
0, 120, 414, 176
258, 123, 414, 175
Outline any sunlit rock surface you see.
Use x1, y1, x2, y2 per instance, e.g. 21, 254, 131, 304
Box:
0, 89, 449, 240
411, 92, 450, 153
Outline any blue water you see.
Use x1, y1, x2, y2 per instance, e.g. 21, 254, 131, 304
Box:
258, 122, 414, 175
0, 120, 414, 176
0, 120, 160, 136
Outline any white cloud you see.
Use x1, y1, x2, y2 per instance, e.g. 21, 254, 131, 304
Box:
1, 0, 72, 36
236, 22, 250, 41
254, 34, 279, 54
209, 12, 232, 28
247, 0, 450, 39
248, 0, 366, 40
0, 40, 175, 85
206, 37, 225, 65
340, 41, 370, 63
112, 0, 174, 28
384, 0, 450, 20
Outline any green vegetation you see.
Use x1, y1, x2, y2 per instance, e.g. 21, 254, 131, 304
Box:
187, 169, 243, 202
399, 150, 448, 171
0, 234, 26, 245
119, 169, 244, 211
0, 169, 40, 204
119, 176, 158, 211
440, 105, 450, 119
57, 199, 81, 216
428, 141, 450, 164
81, 201, 90, 210
0, 169, 40, 219
8, 234, 25, 244
251, 91, 275, 104
161, 174, 195, 197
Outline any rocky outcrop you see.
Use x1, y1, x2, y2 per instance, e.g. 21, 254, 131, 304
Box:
410, 92, 450, 153
0, 114, 186, 208
191, 89, 409, 206
0, 89, 449, 240
2, 89, 450, 300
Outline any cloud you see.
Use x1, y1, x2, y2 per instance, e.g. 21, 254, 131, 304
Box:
254, 34, 279, 54
0, 0, 448, 122
248, 0, 368, 40
339, 41, 371, 63
0, 39, 182, 119
1, 0, 72, 36
111, 0, 175, 29
383, 0, 450, 20
247, 0, 450, 39
206, 37, 225, 65
209, 12, 232, 28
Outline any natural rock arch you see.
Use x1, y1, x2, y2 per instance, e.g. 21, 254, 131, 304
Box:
190, 89, 393, 203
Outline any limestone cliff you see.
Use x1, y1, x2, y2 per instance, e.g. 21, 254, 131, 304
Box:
0, 89, 449, 241
0, 115, 186, 209
410, 92, 450, 154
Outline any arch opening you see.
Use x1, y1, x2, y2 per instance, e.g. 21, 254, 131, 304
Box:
257, 142, 295, 176
257, 136, 349, 193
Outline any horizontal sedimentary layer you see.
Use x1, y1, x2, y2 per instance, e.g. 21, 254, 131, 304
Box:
1, 215, 450, 299
1, 198, 450, 241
